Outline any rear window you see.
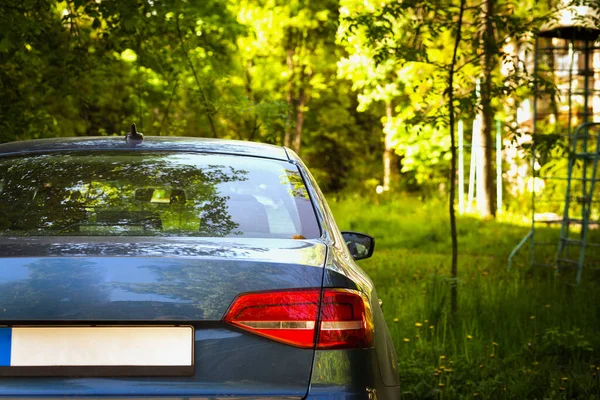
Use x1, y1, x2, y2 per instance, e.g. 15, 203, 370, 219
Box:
0, 152, 321, 239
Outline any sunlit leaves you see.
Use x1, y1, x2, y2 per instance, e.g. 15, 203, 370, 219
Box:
120, 48, 137, 62
337, 0, 560, 186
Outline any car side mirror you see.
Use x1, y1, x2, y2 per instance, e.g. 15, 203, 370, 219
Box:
341, 231, 375, 260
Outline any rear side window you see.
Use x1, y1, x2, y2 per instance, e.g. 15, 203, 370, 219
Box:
0, 152, 321, 239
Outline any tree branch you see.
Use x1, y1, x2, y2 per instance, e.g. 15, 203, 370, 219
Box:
157, 78, 179, 136
175, 17, 218, 137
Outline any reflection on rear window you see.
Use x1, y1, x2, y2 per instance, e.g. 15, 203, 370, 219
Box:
0, 152, 321, 239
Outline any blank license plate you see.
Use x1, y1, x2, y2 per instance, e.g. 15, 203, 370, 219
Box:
0, 326, 194, 377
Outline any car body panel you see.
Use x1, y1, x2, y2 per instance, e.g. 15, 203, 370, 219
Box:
0, 238, 325, 321
0, 329, 314, 397
307, 348, 400, 399
0, 239, 325, 396
0, 236, 325, 264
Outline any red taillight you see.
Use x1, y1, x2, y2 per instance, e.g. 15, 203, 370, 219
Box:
223, 290, 319, 348
318, 289, 374, 349
223, 288, 373, 349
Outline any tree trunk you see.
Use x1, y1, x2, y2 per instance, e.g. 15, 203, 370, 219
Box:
292, 79, 306, 154
449, 0, 466, 315
383, 100, 399, 191
284, 47, 295, 148
477, 0, 496, 217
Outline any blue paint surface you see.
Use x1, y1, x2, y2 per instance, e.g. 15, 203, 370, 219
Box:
0, 328, 12, 366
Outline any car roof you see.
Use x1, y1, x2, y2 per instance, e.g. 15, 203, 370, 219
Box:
0, 136, 290, 161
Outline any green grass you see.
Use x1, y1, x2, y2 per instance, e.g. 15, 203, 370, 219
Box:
329, 195, 600, 400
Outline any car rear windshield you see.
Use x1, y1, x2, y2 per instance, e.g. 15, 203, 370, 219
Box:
0, 152, 321, 239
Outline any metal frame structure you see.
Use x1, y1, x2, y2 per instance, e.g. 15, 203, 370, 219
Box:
507, 14, 600, 283
556, 122, 600, 283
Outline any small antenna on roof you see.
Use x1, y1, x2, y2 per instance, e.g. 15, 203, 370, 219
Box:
125, 123, 144, 146
126, 123, 144, 140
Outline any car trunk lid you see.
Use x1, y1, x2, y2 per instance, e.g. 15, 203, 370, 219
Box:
0, 237, 326, 397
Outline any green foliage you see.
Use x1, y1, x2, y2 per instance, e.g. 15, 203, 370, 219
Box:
0, 0, 244, 140
0, 0, 387, 191
331, 195, 600, 399
337, 0, 561, 192
0, 0, 577, 196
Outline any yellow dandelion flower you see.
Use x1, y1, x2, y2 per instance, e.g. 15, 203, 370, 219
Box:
415, 322, 423, 327
529, 316, 535, 320
467, 335, 473, 340
393, 318, 399, 323
438, 383, 445, 388
403, 338, 410, 342
440, 355, 446, 359
492, 342, 499, 346
489, 354, 495, 358
425, 319, 429, 323
561, 377, 569, 381
479, 364, 484, 368
429, 325, 435, 329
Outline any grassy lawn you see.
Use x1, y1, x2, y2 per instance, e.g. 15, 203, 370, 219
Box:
329, 195, 600, 399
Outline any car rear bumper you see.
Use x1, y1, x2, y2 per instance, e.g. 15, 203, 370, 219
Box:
306, 385, 401, 399
307, 349, 400, 400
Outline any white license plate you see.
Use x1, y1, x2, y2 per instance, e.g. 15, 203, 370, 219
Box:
0, 326, 194, 377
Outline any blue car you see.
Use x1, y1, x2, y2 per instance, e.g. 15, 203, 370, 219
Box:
0, 134, 400, 399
